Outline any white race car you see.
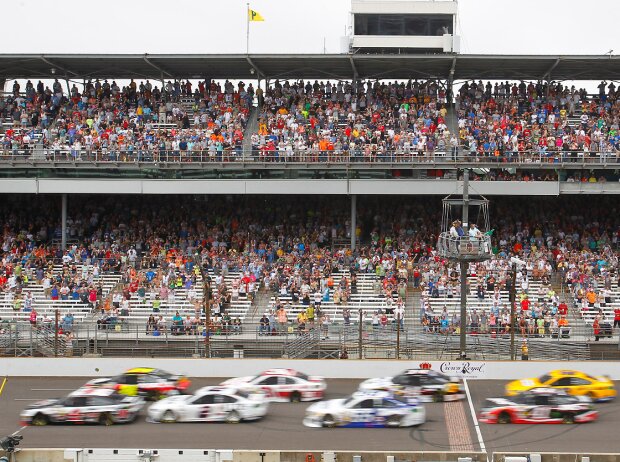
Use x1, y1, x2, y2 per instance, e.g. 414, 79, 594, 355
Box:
147, 386, 269, 423
221, 368, 326, 402
20, 387, 144, 426
359, 369, 464, 402
303, 390, 426, 428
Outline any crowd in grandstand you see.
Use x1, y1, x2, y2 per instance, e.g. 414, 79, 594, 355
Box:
0, 195, 618, 339
456, 80, 620, 161
1, 78, 251, 161
2, 78, 619, 163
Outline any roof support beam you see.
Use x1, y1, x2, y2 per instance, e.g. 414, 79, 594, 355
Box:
143, 54, 173, 79
542, 58, 561, 81
40, 55, 79, 78
349, 55, 359, 92
246, 56, 265, 79
449, 56, 457, 81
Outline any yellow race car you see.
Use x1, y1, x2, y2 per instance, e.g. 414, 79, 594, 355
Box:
506, 370, 616, 402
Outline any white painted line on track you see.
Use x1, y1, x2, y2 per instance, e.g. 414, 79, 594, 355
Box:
11, 426, 27, 436
31, 388, 75, 391
14, 398, 44, 401
463, 379, 488, 459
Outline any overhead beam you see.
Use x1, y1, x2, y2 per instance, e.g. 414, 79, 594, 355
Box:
246, 56, 265, 79
542, 57, 561, 80
40, 55, 79, 78
143, 54, 173, 79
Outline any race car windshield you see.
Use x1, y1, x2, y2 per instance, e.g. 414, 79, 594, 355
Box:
295, 372, 310, 381
390, 395, 409, 405
151, 370, 173, 379
538, 374, 551, 384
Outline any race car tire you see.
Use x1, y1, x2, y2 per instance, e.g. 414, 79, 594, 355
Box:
386, 415, 402, 427
322, 414, 337, 428
497, 412, 512, 424
290, 391, 302, 403
226, 411, 241, 424
562, 414, 575, 424
31, 413, 49, 426
160, 411, 178, 423
433, 392, 444, 403
99, 413, 114, 426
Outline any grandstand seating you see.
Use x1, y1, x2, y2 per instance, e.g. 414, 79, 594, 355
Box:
267, 271, 393, 324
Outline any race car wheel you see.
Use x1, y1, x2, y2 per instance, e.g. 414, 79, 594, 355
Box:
497, 412, 512, 424
290, 391, 302, 403
226, 411, 241, 424
386, 415, 402, 427
31, 413, 49, 426
562, 414, 575, 424
161, 411, 178, 423
99, 413, 114, 426
322, 414, 337, 428
433, 392, 444, 403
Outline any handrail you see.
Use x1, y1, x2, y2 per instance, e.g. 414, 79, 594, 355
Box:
0, 148, 617, 168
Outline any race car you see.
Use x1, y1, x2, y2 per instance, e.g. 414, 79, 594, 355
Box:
505, 369, 616, 402
220, 368, 326, 402
358, 369, 464, 402
303, 390, 425, 428
479, 388, 597, 424
85, 367, 191, 400
147, 386, 268, 423
20, 387, 145, 426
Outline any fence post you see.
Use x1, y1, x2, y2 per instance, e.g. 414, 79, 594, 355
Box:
54, 309, 59, 357
358, 309, 363, 360
29, 324, 33, 357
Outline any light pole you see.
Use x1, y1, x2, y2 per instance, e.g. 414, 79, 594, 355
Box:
459, 169, 470, 360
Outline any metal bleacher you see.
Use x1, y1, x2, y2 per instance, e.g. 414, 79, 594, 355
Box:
267, 271, 394, 324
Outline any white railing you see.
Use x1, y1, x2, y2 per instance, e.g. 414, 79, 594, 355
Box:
0, 148, 617, 166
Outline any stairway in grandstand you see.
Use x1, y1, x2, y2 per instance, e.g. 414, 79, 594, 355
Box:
445, 101, 459, 139
242, 106, 259, 155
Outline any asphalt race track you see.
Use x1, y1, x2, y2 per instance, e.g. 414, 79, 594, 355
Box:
468, 380, 620, 454
0, 377, 618, 454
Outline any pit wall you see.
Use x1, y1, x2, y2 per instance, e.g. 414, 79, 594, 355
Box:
2, 449, 488, 462
7, 449, 620, 462
0, 358, 618, 380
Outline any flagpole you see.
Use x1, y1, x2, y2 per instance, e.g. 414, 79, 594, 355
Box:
246, 3, 250, 54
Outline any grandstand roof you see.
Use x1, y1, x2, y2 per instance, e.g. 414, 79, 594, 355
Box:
0, 54, 618, 81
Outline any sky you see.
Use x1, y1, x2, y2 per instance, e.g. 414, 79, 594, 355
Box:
3, 0, 619, 55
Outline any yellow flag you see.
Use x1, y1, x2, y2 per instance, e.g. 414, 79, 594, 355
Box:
248, 9, 264, 21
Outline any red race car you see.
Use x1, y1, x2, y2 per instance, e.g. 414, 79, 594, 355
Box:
480, 388, 597, 424
221, 368, 326, 402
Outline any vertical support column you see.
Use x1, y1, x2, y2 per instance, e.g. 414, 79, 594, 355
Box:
510, 263, 517, 360
350, 194, 357, 251
61, 194, 67, 251
459, 169, 470, 359
0, 79, 6, 95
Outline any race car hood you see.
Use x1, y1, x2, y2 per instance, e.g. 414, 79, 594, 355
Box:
306, 399, 346, 414
359, 377, 394, 390
505, 378, 540, 394
483, 397, 517, 408
221, 376, 256, 386
148, 394, 192, 410
25, 398, 60, 409
85, 377, 114, 386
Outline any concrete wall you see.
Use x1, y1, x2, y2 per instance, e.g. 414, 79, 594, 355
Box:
0, 179, 564, 195
1, 358, 619, 380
